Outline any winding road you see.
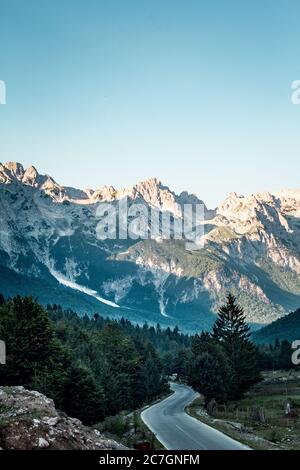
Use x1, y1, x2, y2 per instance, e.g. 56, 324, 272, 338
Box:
141, 383, 250, 450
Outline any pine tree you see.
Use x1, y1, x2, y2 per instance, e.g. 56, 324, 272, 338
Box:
172, 349, 191, 379
97, 323, 140, 414
186, 331, 233, 405
142, 343, 166, 399
0, 295, 179, 422
1, 296, 67, 387
63, 362, 106, 425
213, 293, 261, 398
187, 352, 231, 406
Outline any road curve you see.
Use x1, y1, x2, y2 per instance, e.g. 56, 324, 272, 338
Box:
141, 382, 250, 450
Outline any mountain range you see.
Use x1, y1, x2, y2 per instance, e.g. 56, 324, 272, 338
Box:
1, 161, 300, 332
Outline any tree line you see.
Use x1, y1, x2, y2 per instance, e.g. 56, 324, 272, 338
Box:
173, 294, 263, 405
0, 295, 170, 424
257, 338, 298, 370
0, 292, 296, 425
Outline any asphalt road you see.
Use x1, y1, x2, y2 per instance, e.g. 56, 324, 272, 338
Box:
141, 382, 250, 450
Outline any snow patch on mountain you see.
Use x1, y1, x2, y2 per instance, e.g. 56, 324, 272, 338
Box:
2, 161, 300, 326
49, 268, 120, 308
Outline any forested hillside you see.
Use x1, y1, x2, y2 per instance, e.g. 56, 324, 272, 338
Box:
1, 293, 298, 430
0, 296, 188, 424
253, 307, 300, 344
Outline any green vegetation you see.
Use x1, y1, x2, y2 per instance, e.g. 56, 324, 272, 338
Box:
257, 339, 297, 370
96, 409, 163, 449
121, 239, 224, 279
253, 308, 300, 344
207, 226, 239, 242
0, 291, 299, 445
0, 296, 191, 425
182, 295, 262, 405
212, 294, 262, 398
257, 259, 300, 297
188, 370, 300, 450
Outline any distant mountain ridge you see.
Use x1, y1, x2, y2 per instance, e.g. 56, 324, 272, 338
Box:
1, 160, 300, 331
0, 162, 211, 212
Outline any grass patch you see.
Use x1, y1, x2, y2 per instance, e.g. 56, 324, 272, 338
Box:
187, 370, 300, 450
94, 390, 172, 449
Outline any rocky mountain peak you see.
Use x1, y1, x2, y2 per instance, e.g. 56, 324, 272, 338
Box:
91, 185, 117, 202
22, 165, 39, 186
132, 177, 172, 199
0, 163, 13, 184
126, 177, 189, 217
40, 175, 66, 201
4, 161, 25, 178
136, 176, 163, 188
217, 191, 278, 222
0, 162, 213, 214
1, 160, 300, 327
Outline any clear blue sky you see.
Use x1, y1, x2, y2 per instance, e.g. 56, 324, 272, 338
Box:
0, 0, 299, 207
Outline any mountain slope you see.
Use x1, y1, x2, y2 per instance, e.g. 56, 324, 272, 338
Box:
1, 161, 300, 331
253, 307, 300, 344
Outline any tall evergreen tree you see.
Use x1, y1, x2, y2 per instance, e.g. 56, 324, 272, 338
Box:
142, 343, 167, 399
0, 296, 69, 398
187, 352, 231, 405
186, 331, 233, 405
213, 293, 261, 398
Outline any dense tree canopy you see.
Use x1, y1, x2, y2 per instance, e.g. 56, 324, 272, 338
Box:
0, 296, 172, 424
183, 294, 262, 405
0, 293, 296, 422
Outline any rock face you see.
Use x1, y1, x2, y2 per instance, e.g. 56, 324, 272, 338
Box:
0, 386, 125, 450
1, 160, 300, 331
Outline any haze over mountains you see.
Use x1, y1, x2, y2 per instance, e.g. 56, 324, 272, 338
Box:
1, 161, 300, 332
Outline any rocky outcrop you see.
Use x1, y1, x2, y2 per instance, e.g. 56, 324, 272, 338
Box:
0, 386, 125, 450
